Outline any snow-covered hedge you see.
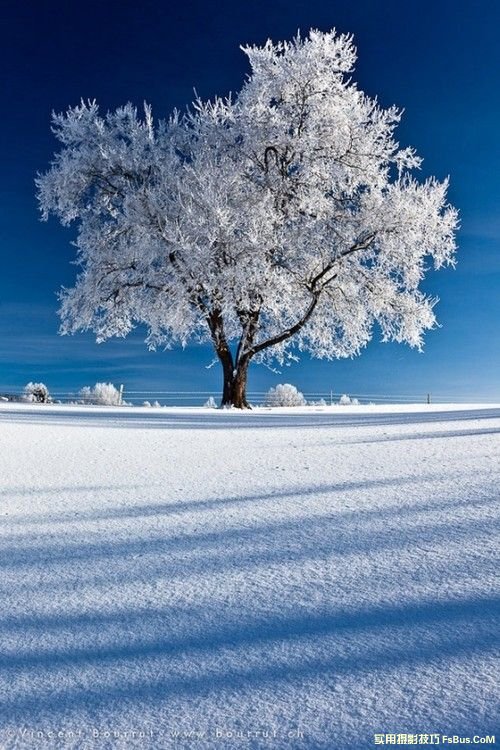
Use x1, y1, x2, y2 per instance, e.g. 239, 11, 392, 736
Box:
79, 382, 122, 406
23, 382, 51, 403
264, 383, 306, 407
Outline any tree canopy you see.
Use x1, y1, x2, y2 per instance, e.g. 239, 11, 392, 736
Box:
37, 29, 458, 407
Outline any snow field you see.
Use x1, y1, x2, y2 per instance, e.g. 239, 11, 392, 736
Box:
0, 403, 498, 749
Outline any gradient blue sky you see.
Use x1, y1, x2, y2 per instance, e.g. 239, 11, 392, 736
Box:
0, 0, 499, 402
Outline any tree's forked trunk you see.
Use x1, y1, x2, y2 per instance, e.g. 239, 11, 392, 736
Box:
220, 356, 251, 409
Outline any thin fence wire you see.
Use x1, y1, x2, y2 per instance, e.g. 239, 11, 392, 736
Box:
1, 387, 497, 406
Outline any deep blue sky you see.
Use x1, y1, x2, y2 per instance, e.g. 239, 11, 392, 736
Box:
1, 0, 499, 402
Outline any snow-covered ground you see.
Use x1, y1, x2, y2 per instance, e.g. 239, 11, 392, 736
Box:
0, 403, 498, 749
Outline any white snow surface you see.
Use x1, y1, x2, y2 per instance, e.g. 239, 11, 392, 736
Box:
0, 402, 498, 749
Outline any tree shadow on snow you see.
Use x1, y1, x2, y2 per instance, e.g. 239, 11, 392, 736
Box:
0, 472, 494, 529
0, 593, 498, 725
0, 473, 498, 734
0, 490, 497, 574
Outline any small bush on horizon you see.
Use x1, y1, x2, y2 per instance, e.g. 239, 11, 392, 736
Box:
204, 396, 218, 409
23, 382, 51, 403
79, 382, 122, 406
264, 383, 306, 407
338, 394, 360, 405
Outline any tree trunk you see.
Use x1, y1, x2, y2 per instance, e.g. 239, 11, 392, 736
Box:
207, 308, 253, 408
231, 360, 251, 408
220, 357, 251, 409
218, 346, 235, 406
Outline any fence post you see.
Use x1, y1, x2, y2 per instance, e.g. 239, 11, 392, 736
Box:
427, 392, 431, 404
119, 384, 124, 406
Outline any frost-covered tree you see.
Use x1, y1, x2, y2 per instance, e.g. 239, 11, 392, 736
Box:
264, 383, 306, 407
37, 29, 457, 408
23, 382, 51, 403
338, 394, 359, 405
79, 382, 122, 405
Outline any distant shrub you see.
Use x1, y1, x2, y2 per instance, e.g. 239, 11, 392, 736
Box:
79, 382, 122, 406
204, 396, 218, 408
338, 394, 359, 405
308, 398, 327, 406
152, 400, 161, 408
264, 383, 306, 407
142, 400, 152, 407
23, 382, 51, 403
